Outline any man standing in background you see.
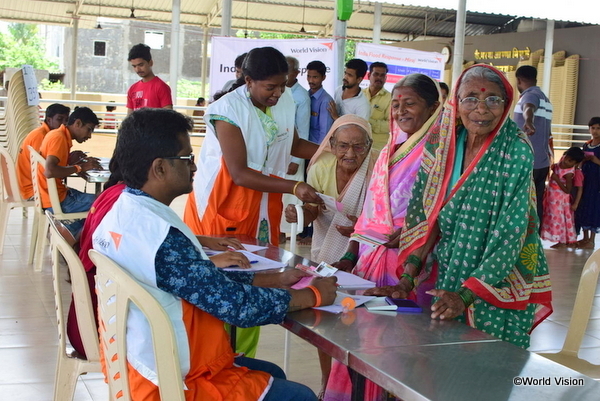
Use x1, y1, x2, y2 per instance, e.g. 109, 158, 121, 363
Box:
126, 43, 172, 115
362, 62, 391, 151
306, 60, 334, 145
329, 58, 370, 122
513, 65, 554, 225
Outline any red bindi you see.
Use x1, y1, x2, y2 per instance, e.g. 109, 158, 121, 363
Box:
397, 94, 402, 98
481, 88, 486, 92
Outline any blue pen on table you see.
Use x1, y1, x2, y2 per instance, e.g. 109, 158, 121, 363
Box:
228, 260, 258, 267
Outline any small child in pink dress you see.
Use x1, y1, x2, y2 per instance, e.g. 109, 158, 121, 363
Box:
541, 147, 585, 248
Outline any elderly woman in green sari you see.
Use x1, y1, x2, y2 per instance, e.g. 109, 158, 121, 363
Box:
368, 64, 553, 348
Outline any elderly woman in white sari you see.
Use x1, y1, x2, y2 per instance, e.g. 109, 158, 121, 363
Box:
285, 114, 375, 398
285, 115, 376, 263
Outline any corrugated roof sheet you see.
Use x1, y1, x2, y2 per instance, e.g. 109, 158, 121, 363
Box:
0, 0, 592, 41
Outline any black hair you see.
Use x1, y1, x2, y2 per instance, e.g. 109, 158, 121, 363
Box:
242, 47, 288, 81
439, 82, 450, 94
234, 53, 248, 69
564, 146, 585, 163
104, 149, 122, 190
196, 97, 205, 105
588, 117, 600, 127
345, 59, 368, 79
393, 73, 440, 108
306, 60, 327, 77
515, 65, 537, 82
45, 103, 70, 119
67, 107, 99, 126
116, 109, 193, 189
128, 43, 152, 62
369, 62, 388, 73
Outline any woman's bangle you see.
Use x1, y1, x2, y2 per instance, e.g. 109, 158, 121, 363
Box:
457, 287, 475, 307
306, 285, 322, 307
405, 254, 422, 272
340, 252, 358, 263
400, 273, 415, 288
292, 181, 303, 197
72, 164, 82, 174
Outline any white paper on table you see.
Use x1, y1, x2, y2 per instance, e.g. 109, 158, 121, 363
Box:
314, 292, 376, 313
334, 270, 376, 289
203, 243, 268, 256
317, 193, 345, 213
223, 250, 285, 271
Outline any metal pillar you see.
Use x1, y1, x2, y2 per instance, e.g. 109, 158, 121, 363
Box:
201, 26, 210, 98
170, 0, 181, 104
69, 18, 78, 100
542, 20, 554, 95
373, 2, 382, 45
221, 0, 233, 36
451, 0, 467, 87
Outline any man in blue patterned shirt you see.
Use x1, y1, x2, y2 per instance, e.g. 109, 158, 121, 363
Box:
92, 108, 337, 401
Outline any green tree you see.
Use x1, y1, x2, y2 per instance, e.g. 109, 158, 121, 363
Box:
0, 23, 59, 72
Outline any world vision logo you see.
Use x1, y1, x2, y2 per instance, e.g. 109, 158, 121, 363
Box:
321, 42, 333, 50
109, 231, 123, 250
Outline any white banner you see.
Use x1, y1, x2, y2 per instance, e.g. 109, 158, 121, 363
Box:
209, 37, 337, 99
355, 43, 445, 92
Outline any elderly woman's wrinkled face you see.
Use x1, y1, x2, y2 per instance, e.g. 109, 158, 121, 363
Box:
392, 87, 437, 135
331, 125, 370, 173
458, 77, 505, 137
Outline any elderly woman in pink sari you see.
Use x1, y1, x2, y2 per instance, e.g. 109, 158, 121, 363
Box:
325, 74, 442, 401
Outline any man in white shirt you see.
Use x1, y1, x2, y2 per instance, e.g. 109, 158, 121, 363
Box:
328, 58, 370, 122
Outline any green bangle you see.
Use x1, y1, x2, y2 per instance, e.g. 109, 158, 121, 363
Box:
457, 287, 475, 307
406, 254, 422, 271
400, 273, 415, 288
341, 252, 358, 263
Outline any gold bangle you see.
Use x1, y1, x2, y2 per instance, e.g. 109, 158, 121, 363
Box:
292, 181, 303, 197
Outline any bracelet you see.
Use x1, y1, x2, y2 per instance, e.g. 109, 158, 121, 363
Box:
400, 273, 415, 288
292, 181, 303, 197
457, 287, 475, 307
340, 252, 358, 263
306, 285, 322, 307
405, 254, 422, 271
73, 164, 82, 174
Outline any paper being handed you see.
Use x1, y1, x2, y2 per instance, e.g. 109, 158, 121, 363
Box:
317, 193, 344, 213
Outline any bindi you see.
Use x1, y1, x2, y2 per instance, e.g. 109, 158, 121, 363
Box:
397, 94, 402, 98
481, 88, 486, 92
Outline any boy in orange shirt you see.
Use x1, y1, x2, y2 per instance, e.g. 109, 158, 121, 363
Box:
17, 103, 70, 200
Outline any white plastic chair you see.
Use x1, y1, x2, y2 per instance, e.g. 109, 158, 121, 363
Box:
47, 211, 102, 401
0, 147, 35, 254
29, 147, 88, 271
89, 249, 186, 401
538, 248, 600, 379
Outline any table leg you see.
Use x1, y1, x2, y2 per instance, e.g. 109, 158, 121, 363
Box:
349, 366, 366, 401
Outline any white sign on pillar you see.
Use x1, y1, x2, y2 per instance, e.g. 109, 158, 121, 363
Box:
22, 65, 40, 106
209, 37, 337, 99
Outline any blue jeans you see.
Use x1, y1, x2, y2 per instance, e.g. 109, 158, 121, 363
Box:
46, 188, 95, 237
234, 356, 317, 401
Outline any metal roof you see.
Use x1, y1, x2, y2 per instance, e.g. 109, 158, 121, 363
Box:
0, 0, 591, 41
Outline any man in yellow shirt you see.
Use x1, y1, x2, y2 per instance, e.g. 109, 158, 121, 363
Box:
362, 62, 391, 151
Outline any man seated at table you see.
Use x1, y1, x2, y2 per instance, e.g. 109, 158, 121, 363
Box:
17, 103, 70, 201
38, 106, 102, 237
92, 108, 337, 401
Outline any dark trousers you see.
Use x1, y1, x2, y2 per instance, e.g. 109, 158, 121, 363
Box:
533, 167, 549, 229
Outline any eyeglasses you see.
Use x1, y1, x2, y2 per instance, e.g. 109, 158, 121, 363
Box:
163, 153, 195, 165
459, 96, 504, 111
332, 142, 369, 154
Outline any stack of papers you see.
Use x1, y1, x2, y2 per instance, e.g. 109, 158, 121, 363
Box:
334, 270, 376, 289
364, 297, 397, 311
223, 250, 285, 271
